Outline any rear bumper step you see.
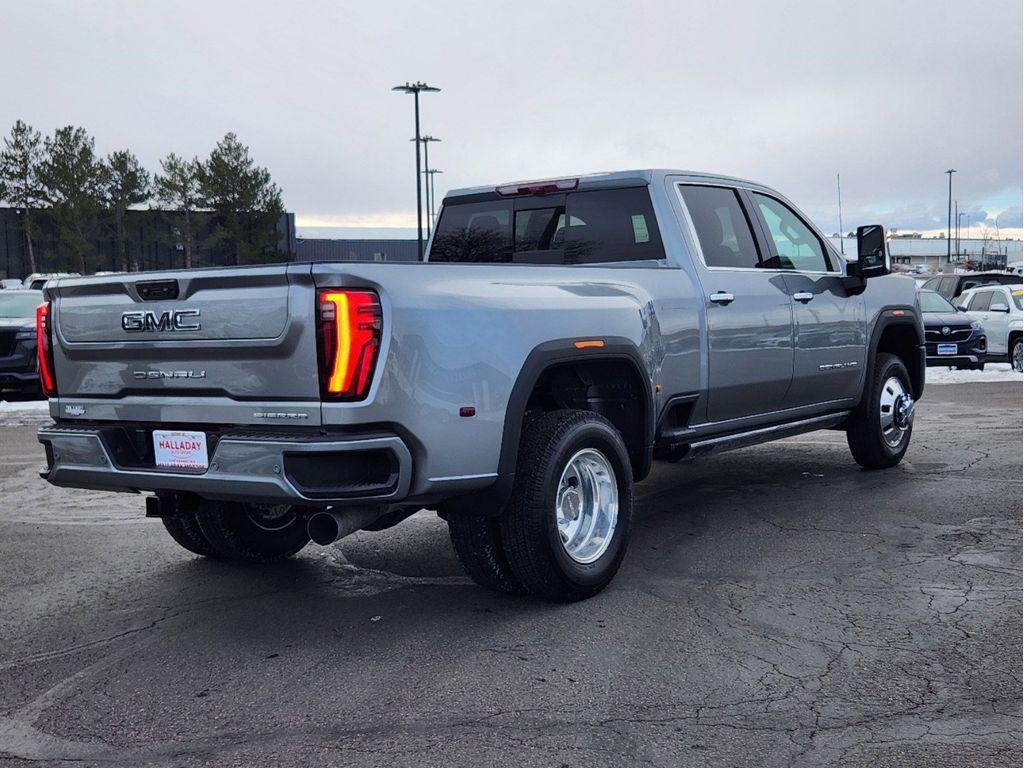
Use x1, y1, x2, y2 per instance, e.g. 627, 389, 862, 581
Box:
38, 427, 412, 506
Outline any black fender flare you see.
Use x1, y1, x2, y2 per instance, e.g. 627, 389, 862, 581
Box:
442, 337, 654, 518
863, 308, 925, 404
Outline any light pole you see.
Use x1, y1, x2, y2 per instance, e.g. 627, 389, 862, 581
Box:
411, 135, 441, 237
425, 169, 443, 234
836, 173, 844, 255
957, 209, 966, 259
944, 169, 956, 263
392, 82, 441, 259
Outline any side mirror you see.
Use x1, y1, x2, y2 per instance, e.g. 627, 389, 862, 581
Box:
990, 302, 1010, 313
956, 305, 968, 312
849, 225, 890, 278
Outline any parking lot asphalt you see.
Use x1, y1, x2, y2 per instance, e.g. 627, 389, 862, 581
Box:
0, 382, 1020, 768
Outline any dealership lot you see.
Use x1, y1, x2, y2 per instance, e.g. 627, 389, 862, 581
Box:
0, 382, 1020, 767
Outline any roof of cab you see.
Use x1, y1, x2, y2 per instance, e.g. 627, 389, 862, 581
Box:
444, 169, 763, 200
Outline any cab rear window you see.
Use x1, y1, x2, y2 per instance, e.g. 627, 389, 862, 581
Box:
430, 187, 665, 264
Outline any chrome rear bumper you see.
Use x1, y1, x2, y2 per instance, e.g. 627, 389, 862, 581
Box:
38, 426, 412, 506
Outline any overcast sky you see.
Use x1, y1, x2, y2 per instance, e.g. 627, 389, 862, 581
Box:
5, 0, 1022, 236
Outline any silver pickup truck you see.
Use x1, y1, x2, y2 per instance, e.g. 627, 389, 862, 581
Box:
36, 170, 924, 601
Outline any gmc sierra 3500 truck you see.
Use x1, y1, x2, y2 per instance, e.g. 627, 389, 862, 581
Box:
36, 170, 924, 601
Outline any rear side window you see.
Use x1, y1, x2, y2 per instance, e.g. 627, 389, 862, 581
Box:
678, 185, 760, 268
430, 187, 664, 264
560, 188, 665, 264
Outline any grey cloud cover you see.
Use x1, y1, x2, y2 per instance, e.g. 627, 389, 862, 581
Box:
4, 0, 1022, 233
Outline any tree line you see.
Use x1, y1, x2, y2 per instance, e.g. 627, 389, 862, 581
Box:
0, 120, 286, 276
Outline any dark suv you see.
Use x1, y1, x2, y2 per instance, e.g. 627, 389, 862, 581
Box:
0, 289, 42, 393
920, 272, 1021, 303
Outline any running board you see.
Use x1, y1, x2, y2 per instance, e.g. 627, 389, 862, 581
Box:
671, 412, 848, 460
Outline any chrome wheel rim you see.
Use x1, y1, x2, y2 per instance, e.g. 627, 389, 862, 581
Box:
245, 503, 297, 532
879, 376, 913, 448
555, 448, 618, 564
1013, 342, 1022, 372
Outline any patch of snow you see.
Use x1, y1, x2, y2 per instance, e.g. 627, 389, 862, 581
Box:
926, 362, 1023, 385
0, 399, 50, 413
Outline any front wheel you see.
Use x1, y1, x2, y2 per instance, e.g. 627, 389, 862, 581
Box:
846, 353, 915, 469
499, 410, 633, 602
1011, 337, 1023, 372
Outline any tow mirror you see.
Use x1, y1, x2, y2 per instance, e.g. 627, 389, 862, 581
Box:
849, 225, 890, 278
990, 302, 1010, 313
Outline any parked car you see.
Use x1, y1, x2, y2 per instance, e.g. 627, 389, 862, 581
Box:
35, 170, 925, 601
918, 290, 986, 370
919, 271, 1021, 303
0, 289, 43, 393
957, 284, 1023, 371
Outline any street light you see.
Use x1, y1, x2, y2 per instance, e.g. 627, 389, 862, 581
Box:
945, 169, 956, 263
411, 135, 441, 237
957, 209, 966, 258
425, 169, 443, 236
392, 82, 441, 259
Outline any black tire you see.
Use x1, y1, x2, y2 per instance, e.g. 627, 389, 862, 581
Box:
1011, 336, 1022, 372
847, 353, 914, 469
162, 514, 220, 557
156, 493, 219, 557
447, 513, 525, 594
195, 499, 311, 563
499, 409, 633, 602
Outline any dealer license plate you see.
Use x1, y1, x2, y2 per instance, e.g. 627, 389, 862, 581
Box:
937, 343, 958, 356
153, 430, 208, 470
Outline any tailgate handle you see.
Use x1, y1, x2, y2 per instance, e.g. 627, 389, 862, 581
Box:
137, 280, 180, 301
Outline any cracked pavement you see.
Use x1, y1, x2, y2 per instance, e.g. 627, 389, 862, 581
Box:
0, 382, 1020, 767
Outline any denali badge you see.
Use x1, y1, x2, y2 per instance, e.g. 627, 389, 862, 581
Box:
65, 404, 86, 416
121, 309, 201, 333
132, 370, 207, 379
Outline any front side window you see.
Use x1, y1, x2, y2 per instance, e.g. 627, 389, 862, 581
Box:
678, 185, 760, 268
937, 277, 958, 298
968, 291, 992, 311
1012, 288, 1023, 310
752, 193, 831, 272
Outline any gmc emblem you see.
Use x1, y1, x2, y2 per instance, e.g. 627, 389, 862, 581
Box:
121, 309, 201, 333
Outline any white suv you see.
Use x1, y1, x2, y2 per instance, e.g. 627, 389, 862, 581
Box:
958, 284, 1023, 371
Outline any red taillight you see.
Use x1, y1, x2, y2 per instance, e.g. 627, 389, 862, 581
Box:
317, 289, 381, 400
36, 302, 57, 397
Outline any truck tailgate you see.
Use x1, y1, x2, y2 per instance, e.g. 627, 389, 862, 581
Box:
49, 264, 323, 426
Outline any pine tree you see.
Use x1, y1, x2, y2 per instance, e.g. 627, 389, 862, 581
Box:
153, 153, 203, 269
0, 120, 46, 273
200, 133, 284, 265
103, 150, 151, 272
37, 126, 107, 274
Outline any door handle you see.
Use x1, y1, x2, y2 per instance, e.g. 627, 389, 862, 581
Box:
709, 291, 735, 305
793, 292, 814, 303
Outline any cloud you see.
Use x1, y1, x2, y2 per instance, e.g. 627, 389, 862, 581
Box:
3, 0, 1021, 230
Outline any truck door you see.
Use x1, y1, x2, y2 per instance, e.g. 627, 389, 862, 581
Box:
676, 184, 794, 423
746, 191, 866, 408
